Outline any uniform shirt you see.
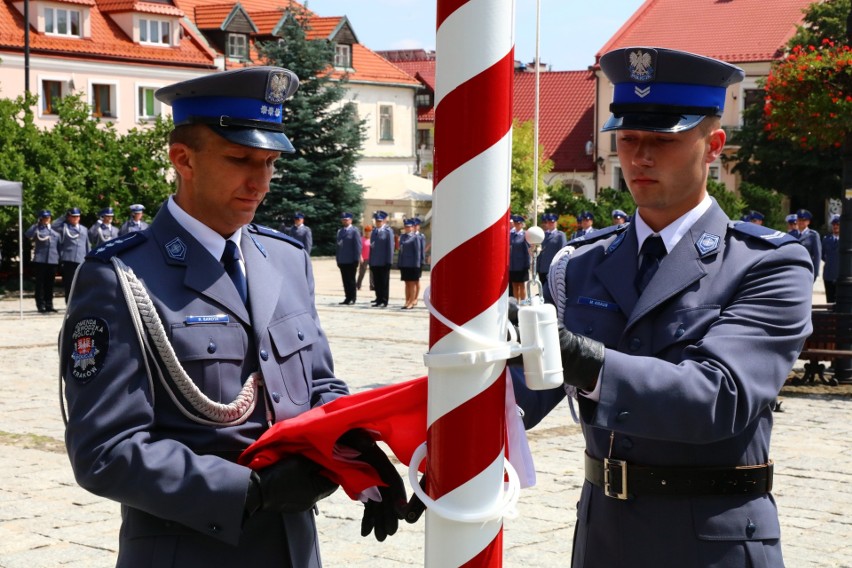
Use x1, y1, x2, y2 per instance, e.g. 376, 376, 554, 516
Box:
369, 225, 394, 267
57, 223, 90, 263
287, 224, 313, 255
89, 221, 120, 248
119, 218, 149, 235
538, 229, 567, 274
24, 223, 60, 264
397, 232, 423, 268
336, 224, 362, 265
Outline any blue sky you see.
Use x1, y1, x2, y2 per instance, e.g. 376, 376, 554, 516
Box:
306, 0, 647, 71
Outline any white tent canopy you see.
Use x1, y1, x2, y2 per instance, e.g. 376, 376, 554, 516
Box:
0, 179, 24, 318
361, 173, 433, 202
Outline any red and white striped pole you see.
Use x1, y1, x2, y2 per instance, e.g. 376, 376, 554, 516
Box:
424, 0, 515, 565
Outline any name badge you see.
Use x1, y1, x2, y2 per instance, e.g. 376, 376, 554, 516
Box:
185, 314, 230, 325
577, 297, 619, 312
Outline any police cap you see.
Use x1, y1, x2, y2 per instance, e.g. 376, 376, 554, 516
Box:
39, 209, 52, 218
511, 214, 525, 223
155, 67, 300, 153
600, 47, 745, 133
67, 207, 81, 216
541, 213, 558, 222
99, 207, 115, 217
578, 211, 594, 221
797, 209, 812, 220
831, 214, 841, 224
340, 212, 354, 219
129, 204, 145, 213
293, 212, 305, 219
373, 210, 389, 220
611, 209, 627, 219
785, 214, 798, 224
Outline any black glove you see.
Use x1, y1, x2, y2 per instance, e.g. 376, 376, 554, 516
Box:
245, 455, 338, 516
337, 429, 407, 541
558, 325, 605, 392
403, 475, 427, 524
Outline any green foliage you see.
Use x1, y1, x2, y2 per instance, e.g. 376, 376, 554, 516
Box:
0, 93, 172, 271
787, 0, 850, 49
255, 13, 367, 255
707, 179, 747, 220
546, 186, 634, 231
737, 181, 785, 229
510, 119, 554, 217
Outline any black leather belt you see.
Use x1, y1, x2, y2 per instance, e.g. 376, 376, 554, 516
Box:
584, 453, 773, 500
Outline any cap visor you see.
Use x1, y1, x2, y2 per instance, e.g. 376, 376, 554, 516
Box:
601, 113, 706, 133
209, 125, 295, 153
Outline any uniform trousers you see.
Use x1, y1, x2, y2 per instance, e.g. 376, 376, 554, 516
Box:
371, 265, 390, 304
32, 262, 57, 311
338, 262, 358, 302
60, 261, 80, 303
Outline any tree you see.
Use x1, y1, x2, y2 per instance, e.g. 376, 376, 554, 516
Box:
255, 13, 366, 255
510, 119, 553, 217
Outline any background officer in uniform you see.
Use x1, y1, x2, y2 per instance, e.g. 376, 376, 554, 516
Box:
61, 67, 407, 568
89, 207, 120, 248
822, 214, 841, 303
56, 207, 90, 304
336, 212, 361, 305
368, 210, 394, 308
537, 212, 566, 287
785, 213, 800, 237
119, 204, 149, 234
509, 214, 530, 301
796, 208, 821, 282
611, 209, 628, 225
513, 47, 812, 567
285, 212, 313, 255
24, 209, 59, 313
571, 211, 595, 239
397, 218, 423, 309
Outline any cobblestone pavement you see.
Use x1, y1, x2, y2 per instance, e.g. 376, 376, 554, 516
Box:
0, 258, 850, 567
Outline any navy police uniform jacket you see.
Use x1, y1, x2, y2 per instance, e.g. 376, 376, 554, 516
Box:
336, 225, 361, 265
822, 233, 840, 283
509, 229, 530, 272
119, 218, 149, 235
89, 221, 120, 248
25, 223, 60, 264
517, 200, 813, 568
61, 205, 349, 568
287, 224, 313, 255
369, 225, 394, 267
538, 229, 567, 275
798, 227, 821, 280
397, 232, 422, 269
57, 223, 90, 262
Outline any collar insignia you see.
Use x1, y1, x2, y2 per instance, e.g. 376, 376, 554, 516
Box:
695, 232, 721, 256
165, 237, 187, 261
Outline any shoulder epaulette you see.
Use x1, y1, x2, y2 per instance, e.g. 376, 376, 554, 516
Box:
729, 221, 798, 248
567, 223, 629, 248
86, 232, 147, 262
248, 224, 304, 249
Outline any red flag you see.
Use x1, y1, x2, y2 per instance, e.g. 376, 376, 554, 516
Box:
239, 376, 427, 499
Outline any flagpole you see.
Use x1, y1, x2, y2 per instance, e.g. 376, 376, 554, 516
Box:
424, 0, 515, 565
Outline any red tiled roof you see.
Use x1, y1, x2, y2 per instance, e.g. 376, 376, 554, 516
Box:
173, 0, 308, 16
194, 4, 239, 29
97, 1, 184, 17
0, 0, 215, 67
513, 71, 596, 172
305, 16, 343, 40
597, 0, 811, 64
337, 43, 420, 87
391, 61, 435, 91
57, 0, 96, 6
252, 10, 288, 35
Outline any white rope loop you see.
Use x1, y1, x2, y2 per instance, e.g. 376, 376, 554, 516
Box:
111, 257, 259, 426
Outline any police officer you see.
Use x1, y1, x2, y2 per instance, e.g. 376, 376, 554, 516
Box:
336, 212, 361, 305
748, 210, 765, 225
822, 214, 841, 302
513, 47, 812, 567
571, 211, 595, 239
537, 213, 567, 287
398, 218, 423, 309
611, 209, 628, 225
509, 214, 530, 301
797, 209, 821, 282
56, 207, 90, 303
412, 217, 426, 307
24, 209, 59, 313
369, 210, 394, 307
89, 207, 119, 248
286, 212, 313, 255
786, 213, 800, 237
119, 204, 149, 234
61, 67, 407, 568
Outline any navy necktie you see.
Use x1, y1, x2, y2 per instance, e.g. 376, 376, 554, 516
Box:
222, 240, 247, 305
635, 235, 667, 293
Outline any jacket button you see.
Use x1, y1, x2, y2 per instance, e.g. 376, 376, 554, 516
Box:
260, 349, 269, 361
630, 337, 642, 351
272, 391, 281, 403
675, 326, 685, 338
207, 341, 217, 354
297, 330, 305, 341
746, 520, 757, 538
620, 437, 633, 450
616, 411, 630, 422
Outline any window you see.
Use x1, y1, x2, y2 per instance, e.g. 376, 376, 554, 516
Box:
140, 18, 170, 45
138, 87, 161, 120
379, 105, 394, 142
417, 128, 432, 150
42, 80, 63, 114
92, 84, 116, 118
709, 166, 721, 181
334, 44, 351, 68
45, 7, 81, 37
228, 34, 247, 59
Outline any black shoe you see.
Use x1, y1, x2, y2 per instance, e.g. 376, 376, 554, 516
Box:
339, 300, 350, 305
37, 307, 46, 313
47, 307, 58, 312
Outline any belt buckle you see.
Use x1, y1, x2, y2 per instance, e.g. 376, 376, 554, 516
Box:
603, 458, 628, 500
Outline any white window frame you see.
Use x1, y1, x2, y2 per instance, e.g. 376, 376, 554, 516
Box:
334, 44, 351, 68
378, 104, 394, 142
89, 81, 120, 120
228, 34, 248, 60
139, 18, 171, 46
136, 84, 164, 122
44, 6, 82, 37
39, 76, 69, 117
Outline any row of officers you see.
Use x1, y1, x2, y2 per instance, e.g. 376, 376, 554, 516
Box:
24, 205, 148, 312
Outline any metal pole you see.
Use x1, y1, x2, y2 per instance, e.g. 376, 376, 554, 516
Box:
425, 0, 515, 564
24, 0, 30, 94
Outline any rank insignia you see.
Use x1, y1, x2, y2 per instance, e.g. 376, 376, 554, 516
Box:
695, 232, 721, 256
165, 237, 187, 261
70, 318, 109, 384
628, 49, 656, 82
250, 234, 267, 258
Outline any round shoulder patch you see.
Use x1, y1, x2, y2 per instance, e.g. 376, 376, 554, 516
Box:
69, 318, 110, 384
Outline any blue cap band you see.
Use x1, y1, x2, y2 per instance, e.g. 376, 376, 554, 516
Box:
614, 82, 727, 114
172, 96, 283, 126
